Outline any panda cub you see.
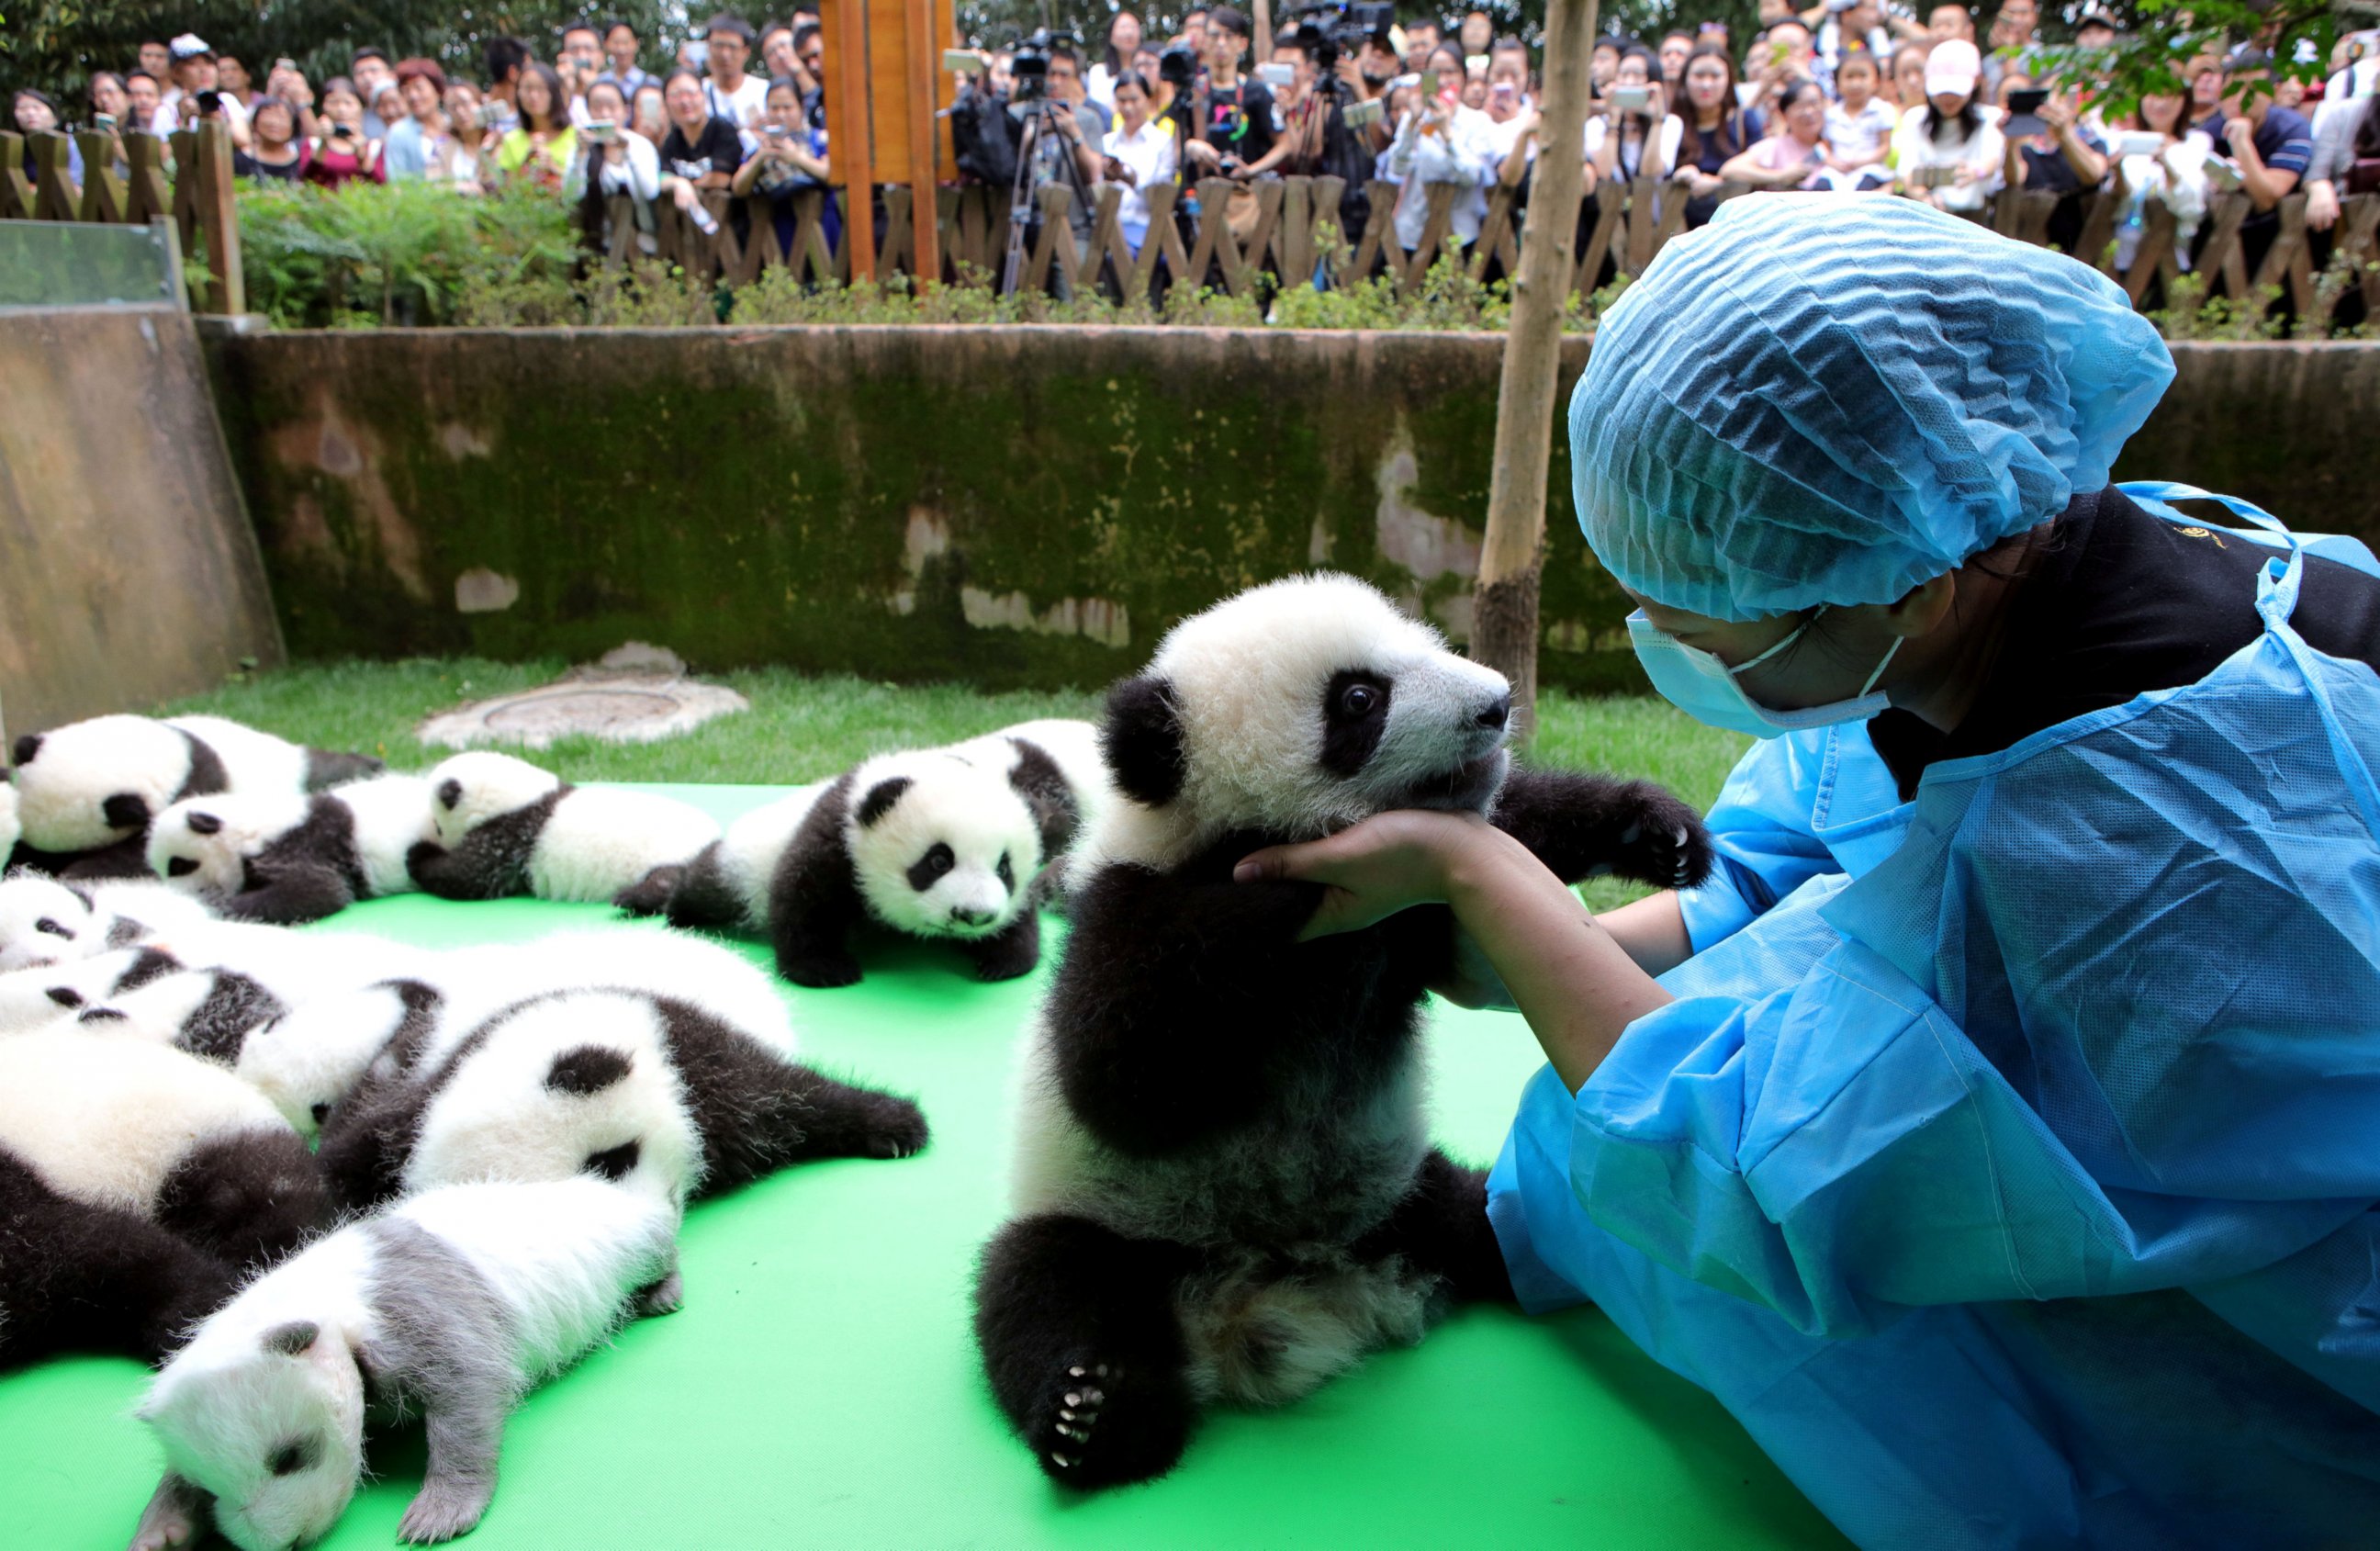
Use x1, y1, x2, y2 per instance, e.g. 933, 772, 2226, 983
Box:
0, 1031, 331, 1368
9, 714, 382, 879
405, 751, 721, 905
132, 1176, 679, 1551
0, 781, 17, 865
973, 575, 1712, 1488
147, 773, 438, 925
618, 719, 1103, 987
317, 980, 928, 1214
0, 870, 215, 974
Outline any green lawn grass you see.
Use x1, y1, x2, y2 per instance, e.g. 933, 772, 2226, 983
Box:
157, 659, 1748, 908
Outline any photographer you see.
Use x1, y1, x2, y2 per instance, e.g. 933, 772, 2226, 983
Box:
733, 76, 836, 260
496, 62, 578, 192
1382, 43, 1499, 256
306, 78, 388, 189
1280, 3, 1396, 245
578, 80, 665, 253
166, 36, 253, 151
1184, 8, 1285, 181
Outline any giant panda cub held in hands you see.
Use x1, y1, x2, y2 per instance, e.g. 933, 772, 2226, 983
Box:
974, 575, 1712, 1488
618, 719, 1105, 987
406, 751, 720, 904
9, 714, 382, 879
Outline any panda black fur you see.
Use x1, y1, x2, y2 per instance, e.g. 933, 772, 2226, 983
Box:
8, 714, 382, 879
618, 719, 1105, 988
132, 1176, 680, 1551
0, 1031, 332, 1367
147, 774, 437, 925
316, 956, 928, 1213
404, 751, 720, 904
971, 575, 1713, 1489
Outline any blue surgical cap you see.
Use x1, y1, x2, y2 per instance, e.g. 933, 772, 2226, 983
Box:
1570, 196, 2175, 622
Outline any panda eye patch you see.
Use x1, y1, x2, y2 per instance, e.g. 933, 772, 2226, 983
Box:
996, 852, 1015, 891
906, 842, 957, 893
34, 917, 71, 938
267, 1436, 320, 1477
167, 857, 199, 878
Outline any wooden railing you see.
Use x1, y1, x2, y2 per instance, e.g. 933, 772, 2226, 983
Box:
6, 120, 2375, 330
1, 122, 242, 312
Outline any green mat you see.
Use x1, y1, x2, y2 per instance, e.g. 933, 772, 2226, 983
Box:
0, 785, 1845, 1550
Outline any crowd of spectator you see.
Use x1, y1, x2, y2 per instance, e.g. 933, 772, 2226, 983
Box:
11, 6, 2379, 300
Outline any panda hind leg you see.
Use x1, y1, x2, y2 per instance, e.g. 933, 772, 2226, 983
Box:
1351, 1149, 1516, 1306
0, 1151, 237, 1368
974, 1213, 1200, 1489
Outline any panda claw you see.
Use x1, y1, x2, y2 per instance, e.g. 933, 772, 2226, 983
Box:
1065, 1391, 1083, 1408
1051, 1453, 1076, 1469
1069, 1366, 1087, 1378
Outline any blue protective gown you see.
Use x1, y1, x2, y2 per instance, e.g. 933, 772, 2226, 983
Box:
1488, 488, 2380, 1550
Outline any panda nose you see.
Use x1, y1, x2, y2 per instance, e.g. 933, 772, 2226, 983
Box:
950, 905, 996, 927
1476, 695, 1511, 730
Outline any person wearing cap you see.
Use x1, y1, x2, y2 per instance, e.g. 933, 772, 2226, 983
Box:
1890, 36, 2001, 210
1234, 196, 2380, 1545
163, 34, 253, 149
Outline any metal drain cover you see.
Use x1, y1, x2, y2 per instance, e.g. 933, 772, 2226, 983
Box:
419, 660, 747, 751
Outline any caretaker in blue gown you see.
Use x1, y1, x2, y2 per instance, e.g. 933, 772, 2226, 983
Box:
1234, 195, 2380, 1548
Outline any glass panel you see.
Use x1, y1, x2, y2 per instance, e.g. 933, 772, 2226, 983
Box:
0, 220, 183, 309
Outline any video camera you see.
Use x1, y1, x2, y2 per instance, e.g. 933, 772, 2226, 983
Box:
1293, 0, 1394, 74
1008, 26, 1079, 107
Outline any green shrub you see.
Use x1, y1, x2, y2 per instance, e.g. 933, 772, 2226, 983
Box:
239, 181, 578, 329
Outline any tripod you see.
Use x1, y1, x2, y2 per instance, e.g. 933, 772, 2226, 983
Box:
1001, 95, 1100, 297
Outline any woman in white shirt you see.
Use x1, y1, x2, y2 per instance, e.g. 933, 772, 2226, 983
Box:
1101, 72, 1178, 255
1891, 38, 2003, 212
573, 79, 664, 253
1383, 45, 1501, 256
1585, 46, 1685, 185
2106, 90, 2213, 271
1086, 10, 1143, 111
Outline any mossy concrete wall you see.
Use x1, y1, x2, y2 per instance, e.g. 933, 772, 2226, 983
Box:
1, 306, 284, 738
205, 329, 2380, 693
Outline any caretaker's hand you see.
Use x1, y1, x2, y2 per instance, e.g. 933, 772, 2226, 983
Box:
1234, 808, 1487, 939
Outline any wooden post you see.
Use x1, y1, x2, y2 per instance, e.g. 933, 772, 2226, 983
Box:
903, 0, 939, 287
1472, 0, 1595, 736
832, 0, 878, 281
193, 119, 244, 315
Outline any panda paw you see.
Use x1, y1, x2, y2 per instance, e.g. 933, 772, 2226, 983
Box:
779, 950, 865, 989
612, 865, 682, 918
867, 1095, 931, 1159
399, 1473, 495, 1545
1611, 792, 1714, 891
636, 1268, 685, 1317
1033, 1358, 1191, 1489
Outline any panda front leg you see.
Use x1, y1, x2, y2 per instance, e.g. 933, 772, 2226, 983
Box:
1489, 767, 1715, 893
974, 1213, 1200, 1489
128, 1471, 213, 1551
965, 908, 1041, 983
223, 861, 359, 926
405, 832, 525, 902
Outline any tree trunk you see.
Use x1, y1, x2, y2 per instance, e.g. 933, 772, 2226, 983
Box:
1473, 0, 1597, 742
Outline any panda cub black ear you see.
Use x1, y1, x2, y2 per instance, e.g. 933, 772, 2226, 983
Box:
102, 793, 152, 830
261, 1320, 319, 1356
857, 777, 914, 827
1102, 676, 1187, 808
436, 779, 463, 811
11, 734, 39, 767
185, 811, 224, 837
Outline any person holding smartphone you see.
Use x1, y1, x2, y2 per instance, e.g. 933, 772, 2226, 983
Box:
1997, 78, 2107, 250
1101, 72, 1179, 255
2106, 89, 2213, 277
496, 62, 579, 191
305, 78, 387, 188
577, 79, 664, 253
1889, 38, 2002, 212
731, 76, 834, 258
1587, 47, 1681, 187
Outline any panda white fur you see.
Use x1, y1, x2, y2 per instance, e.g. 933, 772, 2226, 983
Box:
130, 1175, 679, 1551
405, 751, 721, 905
972, 575, 1714, 1489
8, 714, 382, 876
0, 781, 17, 863
316, 972, 928, 1215
237, 927, 802, 1140
0, 1031, 331, 1371
147, 773, 439, 925
616, 719, 1104, 987
0, 871, 218, 975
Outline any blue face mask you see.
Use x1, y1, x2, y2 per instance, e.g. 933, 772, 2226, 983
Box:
1627, 606, 1903, 739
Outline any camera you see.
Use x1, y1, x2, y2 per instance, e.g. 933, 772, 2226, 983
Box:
196, 89, 222, 115
1158, 42, 1198, 89
1294, 0, 1394, 75
1007, 27, 1078, 107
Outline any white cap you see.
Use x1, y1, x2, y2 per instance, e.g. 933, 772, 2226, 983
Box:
1924, 38, 1981, 96
169, 33, 213, 60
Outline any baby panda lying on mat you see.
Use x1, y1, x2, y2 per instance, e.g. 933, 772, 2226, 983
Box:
8, 714, 381, 880
404, 752, 720, 905
973, 574, 1711, 1489
617, 719, 1109, 987
130, 1175, 679, 1551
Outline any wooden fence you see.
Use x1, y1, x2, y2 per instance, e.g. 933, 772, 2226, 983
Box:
6, 119, 2375, 331
1, 122, 242, 312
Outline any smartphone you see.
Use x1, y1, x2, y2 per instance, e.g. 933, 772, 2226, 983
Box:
1417, 69, 1440, 98
1611, 84, 1651, 111
1342, 96, 1383, 129
943, 48, 981, 74
764, 123, 790, 142
1465, 52, 1489, 74
2110, 129, 2165, 158
2001, 85, 2048, 138
1912, 163, 1959, 188
94, 111, 118, 130
586, 120, 619, 142
1258, 61, 1295, 88
2203, 153, 2242, 191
